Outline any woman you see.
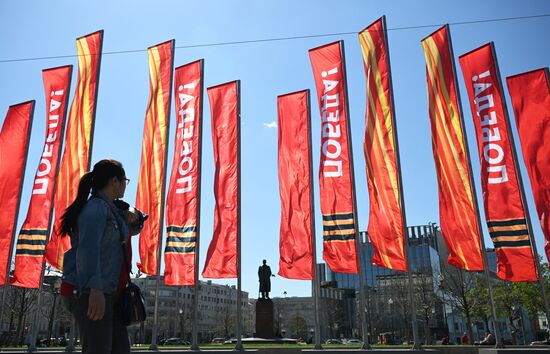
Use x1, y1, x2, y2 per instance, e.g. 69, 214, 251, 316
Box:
59, 159, 144, 354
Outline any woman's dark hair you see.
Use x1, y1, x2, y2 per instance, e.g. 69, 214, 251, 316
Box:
59, 159, 126, 236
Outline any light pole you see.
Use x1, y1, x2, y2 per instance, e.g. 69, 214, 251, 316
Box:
178, 308, 183, 339
388, 298, 394, 342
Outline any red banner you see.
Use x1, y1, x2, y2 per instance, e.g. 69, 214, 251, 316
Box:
11, 66, 72, 288
0, 101, 34, 285
506, 68, 550, 262
459, 43, 537, 281
358, 17, 407, 271
277, 90, 314, 280
164, 59, 203, 285
202, 81, 240, 279
309, 41, 358, 274
421, 26, 484, 271
45, 31, 103, 270
136, 40, 175, 275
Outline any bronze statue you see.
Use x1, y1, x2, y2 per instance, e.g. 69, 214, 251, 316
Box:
258, 259, 274, 299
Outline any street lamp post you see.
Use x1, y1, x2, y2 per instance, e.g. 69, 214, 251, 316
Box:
388, 298, 394, 342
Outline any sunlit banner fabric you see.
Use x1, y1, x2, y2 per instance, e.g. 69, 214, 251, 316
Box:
136, 40, 175, 275
309, 41, 358, 274
164, 60, 203, 285
359, 18, 407, 271
202, 81, 240, 279
506, 68, 550, 262
0, 101, 34, 285
11, 66, 72, 288
421, 26, 484, 271
277, 90, 314, 280
459, 44, 537, 281
45, 31, 103, 270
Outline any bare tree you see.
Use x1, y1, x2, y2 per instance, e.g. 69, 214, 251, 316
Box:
438, 265, 477, 344
215, 304, 234, 339
414, 270, 441, 345
5, 285, 38, 345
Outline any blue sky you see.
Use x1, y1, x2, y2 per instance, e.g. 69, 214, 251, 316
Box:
1, 1, 549, 298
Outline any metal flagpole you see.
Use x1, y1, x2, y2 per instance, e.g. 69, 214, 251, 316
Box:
28, 279, 44, 352
191, 59, 205, 351
447, 33, 502, 347
149, 40, 175, 351
380, 16, 421, 350
234, 80, 244, 351
303, 90, 322, 350
0, 285, 8, 345
65, 316, 76, 352
149, 275, 161, 351
340, 40, 370, 350
496, 57, 550, 338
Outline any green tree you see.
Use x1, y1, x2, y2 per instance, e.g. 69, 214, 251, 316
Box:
467, 275, 491, 332
493, 281, 523, 344
290, 313, 307, 340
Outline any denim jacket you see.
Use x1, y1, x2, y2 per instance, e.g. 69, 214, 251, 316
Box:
62, 193, 140, 294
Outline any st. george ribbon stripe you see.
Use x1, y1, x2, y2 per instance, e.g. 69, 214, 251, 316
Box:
323, 234, 356, 242
165, 246, 196, 253
322, 224, 355, 231
167, 236, 196, 243
16, 250, 45, 256
322, 213, 354, 221
492, 240, 531, 248
18, 229, 49, 236
167, 225, 197, 233
489, 230, 529, 237
487, 219, 527, 227
16, 239, 46, 246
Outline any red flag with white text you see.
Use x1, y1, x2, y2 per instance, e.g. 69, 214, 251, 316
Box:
309, 41, 358, 274
459, 43, 537, 281
11, 66, 72, 288
164, 60, 204, 285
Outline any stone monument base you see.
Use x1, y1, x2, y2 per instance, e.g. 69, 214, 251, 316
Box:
255, 298, 274, 338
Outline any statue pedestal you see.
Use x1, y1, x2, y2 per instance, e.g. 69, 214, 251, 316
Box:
255, 298, 274, 338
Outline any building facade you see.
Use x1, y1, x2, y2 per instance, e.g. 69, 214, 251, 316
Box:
131, 276, 253, 343
322, 224, 446, 343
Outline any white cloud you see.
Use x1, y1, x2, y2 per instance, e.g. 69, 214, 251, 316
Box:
263, 121, 277, 129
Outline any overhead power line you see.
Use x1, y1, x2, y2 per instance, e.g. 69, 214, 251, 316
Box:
0, 13, 548, 64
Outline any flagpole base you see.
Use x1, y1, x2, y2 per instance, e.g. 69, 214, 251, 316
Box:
411, 342, 423, 351
234, 342, 244, 351
361, 343, 371, 350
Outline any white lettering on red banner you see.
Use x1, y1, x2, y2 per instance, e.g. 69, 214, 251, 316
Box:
33, 90, 63, 195
321, 67, 342, 178
176, 83, 196, 194
472, 70, 508, 184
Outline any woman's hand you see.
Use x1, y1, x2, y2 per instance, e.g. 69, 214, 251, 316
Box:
124, 209, 139, 224
87, 288, 105, 321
